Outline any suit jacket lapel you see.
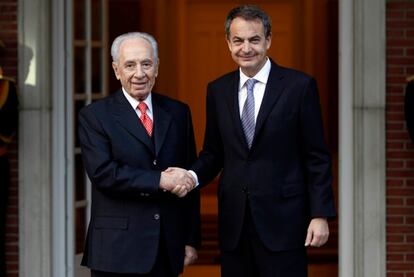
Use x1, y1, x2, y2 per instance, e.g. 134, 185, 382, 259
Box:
111, 90, 155, 154
253, 62, 286, 145
226, 63, 286, 151
152, 93, 172, 156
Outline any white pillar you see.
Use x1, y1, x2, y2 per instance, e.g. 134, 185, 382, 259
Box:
18, 0, 52, 276
51, 0, 72, 275
339, 0, 386, 276
338, 0, 354, 275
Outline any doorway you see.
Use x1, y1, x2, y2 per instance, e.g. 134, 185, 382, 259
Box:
72, 0, 339, 276
145, 1, 338, 276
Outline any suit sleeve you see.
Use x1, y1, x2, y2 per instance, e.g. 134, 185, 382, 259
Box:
183, 106, 201, 248
191, 85, 224, 186
300, 78, 336, 218
78, 107, 160, 196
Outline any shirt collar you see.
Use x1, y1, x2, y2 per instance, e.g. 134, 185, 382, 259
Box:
239, 57, 271, 89
122, 87, 153, 113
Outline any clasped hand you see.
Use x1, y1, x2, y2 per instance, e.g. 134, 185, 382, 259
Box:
159, 167, 196, 197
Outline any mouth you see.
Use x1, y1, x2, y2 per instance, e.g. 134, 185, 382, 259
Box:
238, 55, 255, 60
131, 81, 147, 89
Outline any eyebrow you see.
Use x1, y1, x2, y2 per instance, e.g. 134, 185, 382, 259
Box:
140, 59, 153, 63
232, 35, 262, 41
123, 58, 153, 64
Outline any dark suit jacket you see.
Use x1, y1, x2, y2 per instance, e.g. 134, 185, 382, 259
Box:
78, 90, 200, 275
192, 61, 336, 252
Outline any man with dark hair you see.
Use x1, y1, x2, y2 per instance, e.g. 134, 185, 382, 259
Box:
186, 5, 335, 277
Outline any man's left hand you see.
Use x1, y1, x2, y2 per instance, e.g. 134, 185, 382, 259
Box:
304, 217, 329, 247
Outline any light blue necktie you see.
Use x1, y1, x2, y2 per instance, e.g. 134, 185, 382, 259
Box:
241, 78, 258, 149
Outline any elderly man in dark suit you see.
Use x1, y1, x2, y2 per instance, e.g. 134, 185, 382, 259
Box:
78, 32, 200, 277
175, 5, 335, 277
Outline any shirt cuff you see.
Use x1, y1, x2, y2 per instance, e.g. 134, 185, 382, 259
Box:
188, 170, 199, 187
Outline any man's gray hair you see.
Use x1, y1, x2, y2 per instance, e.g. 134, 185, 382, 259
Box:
111, 32, 159, 63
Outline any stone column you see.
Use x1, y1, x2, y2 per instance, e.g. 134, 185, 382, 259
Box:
339, 0, 386, 276
18, 0, 52, 276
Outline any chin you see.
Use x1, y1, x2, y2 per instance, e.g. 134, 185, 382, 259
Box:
238, 59, 256, 66
239, 62, 257, 70
132, 91, 149, 99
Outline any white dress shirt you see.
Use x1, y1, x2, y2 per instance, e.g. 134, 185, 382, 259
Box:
238, 57, 271, 122
122, 87, 153, 121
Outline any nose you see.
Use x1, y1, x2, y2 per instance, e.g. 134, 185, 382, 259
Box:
134, 65, 145, 78
242, 40, 251, 53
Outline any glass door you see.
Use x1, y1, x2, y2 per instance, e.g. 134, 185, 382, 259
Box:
71, 0, 108, 275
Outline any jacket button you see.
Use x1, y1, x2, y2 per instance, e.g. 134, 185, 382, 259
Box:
154, 214, 160, 220
153, 159, 157, 165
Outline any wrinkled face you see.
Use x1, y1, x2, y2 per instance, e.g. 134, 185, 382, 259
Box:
112, 37, 159, 101
227, 17, 271, 77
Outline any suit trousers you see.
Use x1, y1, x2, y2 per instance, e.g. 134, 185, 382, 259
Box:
220, 202, 308, 277
91, 231, 176, 277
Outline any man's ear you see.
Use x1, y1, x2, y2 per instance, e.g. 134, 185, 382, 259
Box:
226, 36, 232, 52
155, 58, 159, 78
265, 34, 272, 50
112, 62, 120, 80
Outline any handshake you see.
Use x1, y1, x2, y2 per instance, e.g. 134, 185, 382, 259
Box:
159, 167, 197, 197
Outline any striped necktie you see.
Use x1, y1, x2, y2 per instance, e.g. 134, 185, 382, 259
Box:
137, 102, 153, 137
241, 78, 258, 148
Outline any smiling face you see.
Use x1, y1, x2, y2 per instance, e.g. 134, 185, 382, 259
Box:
227, 17, 271, 77
112, 37, 159, 101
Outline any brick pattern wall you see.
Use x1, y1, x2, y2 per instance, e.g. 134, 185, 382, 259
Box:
386, 1, 414, 276
0, 0, 18, 277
